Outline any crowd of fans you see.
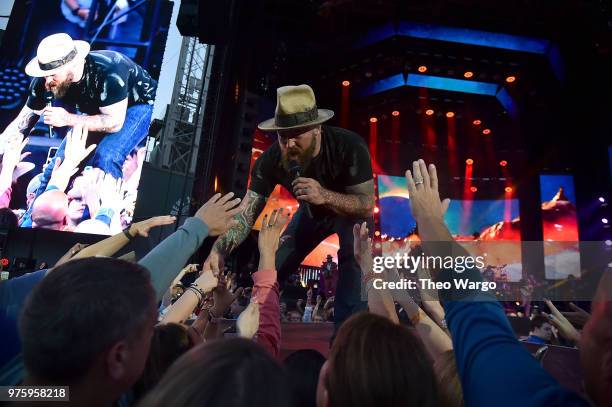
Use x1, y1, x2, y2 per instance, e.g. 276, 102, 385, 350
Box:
0, 158, 610, 406
0, 125, 144, 233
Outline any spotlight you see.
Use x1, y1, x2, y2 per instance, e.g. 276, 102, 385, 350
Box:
342, 80, 350, 87
391, 110, 400, 116
418, 65, 427, 73
374, 206, 380, 214
470, 186, 478, 192
482, 128, 491, 135
466, 158, 474, 165
505, 76, 516, 83
599, 197, 605, 203
605, 240, 612, 247
375, 231, 381, 237
464, 71, 474, 78
446, 111, 455, 118
500, 160, 508, 167
425, 109, 434, 116
603, 218, 609, 224
505, 186, 513, 193
370, 117, 378, 123
473, 119, 481, 126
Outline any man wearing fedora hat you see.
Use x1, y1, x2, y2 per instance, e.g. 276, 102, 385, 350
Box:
0, 33, 156, 193
204, 84, 375, 330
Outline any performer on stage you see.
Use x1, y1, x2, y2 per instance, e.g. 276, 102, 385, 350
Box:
0, 33, 156, 187
203, 84, 375, 329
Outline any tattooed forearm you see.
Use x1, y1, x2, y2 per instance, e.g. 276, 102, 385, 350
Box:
72, 114, 122, 133
321, 179, 375, 218
213, 189, 267, 255
17, 112, 41, 134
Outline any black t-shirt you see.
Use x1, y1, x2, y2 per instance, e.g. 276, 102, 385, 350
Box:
27, 51, 157, 115
249, 125, 373, 206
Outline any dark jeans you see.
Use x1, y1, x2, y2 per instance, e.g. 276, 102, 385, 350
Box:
275, 205, 373, 332
41, 103, 152, 184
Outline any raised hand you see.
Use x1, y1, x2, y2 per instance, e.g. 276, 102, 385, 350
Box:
192, 269, 218, 294
211, 275, 244, 317
1, 133, 29, 173
405, 159, 450, 223
237, 301, 260, 339
561, 302, 591, 328
258, 208, 290, 257
352, 221, 372, 275
543, 299, 581, 343
99, 174, 124, 213
127, 215, 176, 237
195, 192, 242, 236
62, 125, 97, 169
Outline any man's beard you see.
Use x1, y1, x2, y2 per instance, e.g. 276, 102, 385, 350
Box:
46, 72, 74, 98
281, 136, 317, 173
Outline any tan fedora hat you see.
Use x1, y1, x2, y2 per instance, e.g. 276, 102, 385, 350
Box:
25, 33, 90, 77
258, 84, 334, 131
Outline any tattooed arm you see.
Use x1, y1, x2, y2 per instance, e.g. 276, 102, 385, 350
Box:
42, 98, 128, 133
1, 105, 42, 139
293, 178, 375, 218
202, 189, 267, 273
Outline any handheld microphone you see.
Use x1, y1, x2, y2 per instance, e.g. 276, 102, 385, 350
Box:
44, 91, 54, 137
289, 159, 313, 219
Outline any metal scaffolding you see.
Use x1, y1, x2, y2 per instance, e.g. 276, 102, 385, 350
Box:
156, 36, 213, 174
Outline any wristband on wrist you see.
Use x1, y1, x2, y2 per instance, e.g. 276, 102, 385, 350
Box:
123, 228, 135, 241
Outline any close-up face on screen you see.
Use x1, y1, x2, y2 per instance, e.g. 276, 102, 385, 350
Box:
0, 0, 172, 234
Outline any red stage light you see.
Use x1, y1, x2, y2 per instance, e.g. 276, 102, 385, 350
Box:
446, 111, 455, 118
473, 119, 481, 125
425, 109, 434, 116
374, 206, 380, 214
418, 65, 427, 73
482, 128, 491, 135
342, 80, 350, 87
505, 76, 516, 83
391, 110, 400, 116
500, 160, 508, 167
466, 158, 474, 165
370, 117, 378, 123
505, 186, 513, 193
470, 186, 478, 192
464, 71, 474, 78
0, 258, 8, 267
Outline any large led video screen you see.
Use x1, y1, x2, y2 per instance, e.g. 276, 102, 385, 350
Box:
377, 174, 523, 281
0, 0, 172, 234
539, 174, 581, 279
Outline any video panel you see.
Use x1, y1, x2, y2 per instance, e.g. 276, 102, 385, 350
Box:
0, 0, 172, 234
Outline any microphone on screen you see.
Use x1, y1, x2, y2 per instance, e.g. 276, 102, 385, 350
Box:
44, 91, 54, 137
289, 159, 313, 219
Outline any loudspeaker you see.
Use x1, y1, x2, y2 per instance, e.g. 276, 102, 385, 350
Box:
176, 0, 235, 45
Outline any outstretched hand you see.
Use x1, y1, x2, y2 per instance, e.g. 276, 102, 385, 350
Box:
129, 215, 176, 237
405, 159, 450, 223
237, 301, 260, 339
543, 299, 581, 343
352, 221, 372, 275
258, 208, 290, 256
195, 192, 242, 236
